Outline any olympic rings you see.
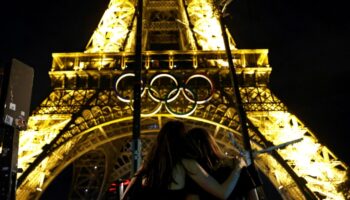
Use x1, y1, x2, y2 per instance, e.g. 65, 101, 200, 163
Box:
184, 74, 214, 104
114, 73, 214, 116
164, 87, 198, 117
148, 74, 180, 103
114, 73, 146, 103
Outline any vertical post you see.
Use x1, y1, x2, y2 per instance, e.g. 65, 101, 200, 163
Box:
0, 63, 12, 200
0, 63, 18, 200
132, 0, 143, 175
0, 125, 18, 200
219, 14, 264, 198
119, 181, 124, 199
219, 15, 254, 169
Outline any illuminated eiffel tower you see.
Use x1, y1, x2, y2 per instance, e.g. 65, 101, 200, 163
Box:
16, 0, 348, 199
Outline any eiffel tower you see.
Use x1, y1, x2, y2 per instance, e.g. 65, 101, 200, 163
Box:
15, 0, 349, 199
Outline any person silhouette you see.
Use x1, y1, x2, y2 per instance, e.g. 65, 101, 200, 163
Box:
121, 120, 246, 200
184, 127, 260, 200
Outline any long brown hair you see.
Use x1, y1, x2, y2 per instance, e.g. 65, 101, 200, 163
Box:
140, 120, 186, 189
184, 127, 226, 171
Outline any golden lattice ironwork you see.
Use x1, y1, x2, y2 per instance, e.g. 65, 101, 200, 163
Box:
16, 0, 348, 199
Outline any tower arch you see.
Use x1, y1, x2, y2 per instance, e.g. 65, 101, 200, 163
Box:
16, 0, 349, 199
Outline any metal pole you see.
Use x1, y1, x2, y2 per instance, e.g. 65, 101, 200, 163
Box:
219, 14, 254, 169
0, 66, 17, 200
219, 13, 318, 199
131, 0, 143, 175
219, 13, 265, 198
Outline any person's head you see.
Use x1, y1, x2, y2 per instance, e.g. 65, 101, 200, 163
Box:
185, 127, 225, 170
141, 120, 186, 188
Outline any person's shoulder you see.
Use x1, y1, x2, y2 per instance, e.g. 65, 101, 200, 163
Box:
181, 158, 197, 165
173, 162, 185, 174
181, 158, 203, 172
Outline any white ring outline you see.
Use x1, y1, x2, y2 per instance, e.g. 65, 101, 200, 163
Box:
164, 87, 198, 117
148, 74, 181, 103
140, 87, 163, 117
115, 73, 214, 116
114, 73, 146, 103
183, 74, 214, 104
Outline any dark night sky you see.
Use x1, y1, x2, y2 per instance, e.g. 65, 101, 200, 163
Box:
1, 0, 349, 188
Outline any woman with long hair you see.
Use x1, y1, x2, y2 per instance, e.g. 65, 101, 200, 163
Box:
184, 127, 260, 200
121, 120, 246, 200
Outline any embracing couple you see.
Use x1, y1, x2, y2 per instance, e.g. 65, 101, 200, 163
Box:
122, 120, 261, 200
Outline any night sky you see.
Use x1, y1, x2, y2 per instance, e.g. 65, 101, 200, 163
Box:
1, 0, 349, 194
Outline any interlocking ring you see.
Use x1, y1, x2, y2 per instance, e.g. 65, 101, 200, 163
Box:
148, 74, 181, 103
148, 74, 214, 104
114, 73, 214, 116
114, 73, 146, 103
183, 74, 214, 104
164, 87, 198, 117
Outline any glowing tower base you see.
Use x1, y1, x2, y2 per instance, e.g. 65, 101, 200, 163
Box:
16, 0, 348, 199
